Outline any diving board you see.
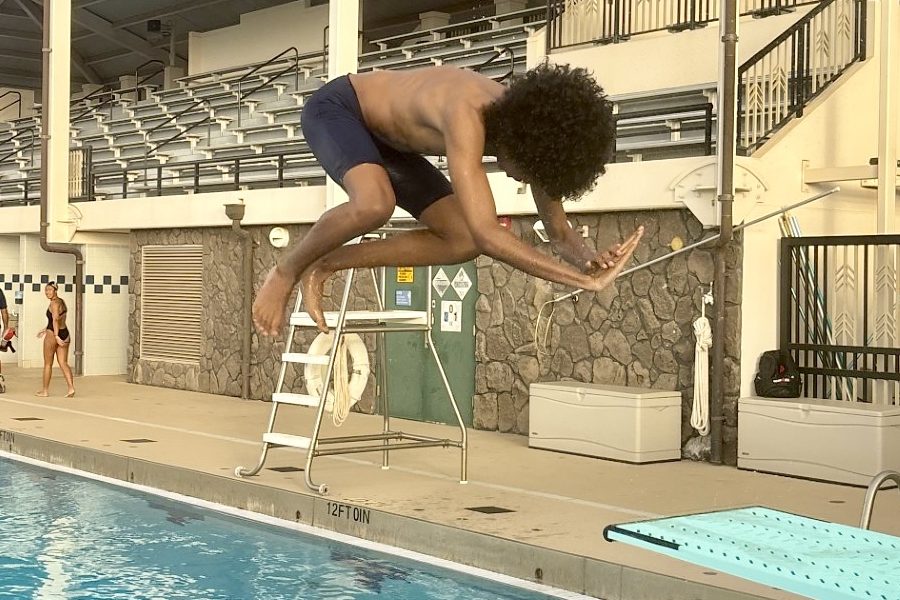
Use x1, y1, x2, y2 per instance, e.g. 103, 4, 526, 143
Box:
603, 507, 900, 600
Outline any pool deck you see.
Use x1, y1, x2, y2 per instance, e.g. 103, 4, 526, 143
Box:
1, 366, 897, 600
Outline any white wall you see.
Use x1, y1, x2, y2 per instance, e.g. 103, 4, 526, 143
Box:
550, 8, 813, 96
188, 1, 329, 74
0, 87, 35, 122
739, 2, 900, 396
82, 241, 130, 376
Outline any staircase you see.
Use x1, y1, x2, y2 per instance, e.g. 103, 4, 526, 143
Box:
737, 0, 867, 154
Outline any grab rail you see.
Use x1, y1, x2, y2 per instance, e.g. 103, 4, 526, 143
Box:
0, 91, 22, 120
474, 45, 516, 82
235, 46, 300, 127
0, 128, 36, 165
859, 470, 900, 530
133, 59, 167, 102
71, 67, 166, 122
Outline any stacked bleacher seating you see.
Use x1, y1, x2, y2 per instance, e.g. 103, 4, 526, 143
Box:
0, 5, 717, 206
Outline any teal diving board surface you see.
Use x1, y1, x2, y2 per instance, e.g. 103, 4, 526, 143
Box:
603, 507, 900, 600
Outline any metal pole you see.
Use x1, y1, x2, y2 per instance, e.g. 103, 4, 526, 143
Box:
709, 0, 738, 464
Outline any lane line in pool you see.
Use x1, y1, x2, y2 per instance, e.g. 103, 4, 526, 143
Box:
0, 397, 660, 519
1, 450, 596, 600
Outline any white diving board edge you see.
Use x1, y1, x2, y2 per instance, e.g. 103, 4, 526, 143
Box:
603, 506, 900, 600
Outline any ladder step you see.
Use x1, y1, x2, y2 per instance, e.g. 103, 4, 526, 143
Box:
263, 432, 312, 449
290, 310, 428, 328
281, 352, 329, 365
272, 392, 320, 407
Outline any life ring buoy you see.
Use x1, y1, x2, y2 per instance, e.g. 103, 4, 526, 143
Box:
305, 332, 370, 425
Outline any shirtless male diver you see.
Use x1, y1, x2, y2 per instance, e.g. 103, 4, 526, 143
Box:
253, 63, 643, 336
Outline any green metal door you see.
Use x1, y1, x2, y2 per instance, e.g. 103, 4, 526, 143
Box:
382, 262, 476, 426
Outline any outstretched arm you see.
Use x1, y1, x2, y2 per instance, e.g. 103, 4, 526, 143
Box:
533, 186, 596, 271
533, 186, 642, 274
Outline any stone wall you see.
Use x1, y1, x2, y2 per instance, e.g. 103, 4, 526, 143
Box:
473, 210, 743, 464
129, 226, 379, 413
129, 209, 743, 464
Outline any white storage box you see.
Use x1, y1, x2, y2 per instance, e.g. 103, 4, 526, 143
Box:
738, 396, 900, 486
528, 382, 682, 463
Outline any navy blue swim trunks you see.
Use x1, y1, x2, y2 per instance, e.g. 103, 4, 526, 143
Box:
301, 75, 453, 219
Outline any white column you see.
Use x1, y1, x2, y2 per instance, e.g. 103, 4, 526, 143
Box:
326, 0, 360, 209
876, 0, 898, 233
45, 0, 72, 244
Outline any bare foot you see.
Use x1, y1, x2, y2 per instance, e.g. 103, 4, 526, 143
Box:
253, 266, 295, 336
34, 391, 49, 397
300, 264, 332, 333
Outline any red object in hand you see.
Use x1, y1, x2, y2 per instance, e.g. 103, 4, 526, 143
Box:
3, 328, 15, 341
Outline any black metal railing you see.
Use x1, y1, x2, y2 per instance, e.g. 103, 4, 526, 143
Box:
234, 46, 302, 127
0, 149, 322, 207
0, 128, 36, 166
133, 59, 166, 102
98, 149, 321, 200
0, 90, 23, 120
613, 102, 714, 159
737, 0, 866, 154
474, 45, 517, 82
780, 235, 900, 403
139, 95, 213, 176
71, 66, 166, 122
546, 0, 821, 50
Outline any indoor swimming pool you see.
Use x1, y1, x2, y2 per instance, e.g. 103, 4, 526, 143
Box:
0, 457, 576, 600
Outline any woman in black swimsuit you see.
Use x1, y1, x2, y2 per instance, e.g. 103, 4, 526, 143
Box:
35, 282, 75, 398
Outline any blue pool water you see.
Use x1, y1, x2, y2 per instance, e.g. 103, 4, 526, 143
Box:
0, 458, 566, 600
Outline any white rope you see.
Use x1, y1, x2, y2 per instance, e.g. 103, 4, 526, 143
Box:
533, 298, 557, 368
691, 315, 712, 436
331, 336, 352, 427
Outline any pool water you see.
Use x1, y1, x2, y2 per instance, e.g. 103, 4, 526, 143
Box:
0, 458, 567, 600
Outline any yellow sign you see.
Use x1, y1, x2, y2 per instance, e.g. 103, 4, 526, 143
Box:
397, 267, 414, 283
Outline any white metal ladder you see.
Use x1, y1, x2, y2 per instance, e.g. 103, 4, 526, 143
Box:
236, 232, 468, 494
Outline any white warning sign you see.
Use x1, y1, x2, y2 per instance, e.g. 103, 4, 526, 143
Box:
451, 268, 473, 300
440, 300, 462, 332
432, 267, 450, 298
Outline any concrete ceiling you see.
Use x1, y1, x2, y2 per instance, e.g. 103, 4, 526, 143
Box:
0, 0, 506, 91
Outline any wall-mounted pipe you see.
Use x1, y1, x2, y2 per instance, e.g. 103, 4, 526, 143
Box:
40, 0, 84, 376
710, 0, 738, 464
225, 202, 253, 400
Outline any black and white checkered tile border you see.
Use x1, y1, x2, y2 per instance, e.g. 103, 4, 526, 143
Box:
0, 274, 129, 294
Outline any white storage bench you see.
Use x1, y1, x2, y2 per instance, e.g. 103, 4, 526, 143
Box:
528, 382, 682, 463
738, 396, 900, 485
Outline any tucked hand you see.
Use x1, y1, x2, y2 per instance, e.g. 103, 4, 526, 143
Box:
585, 227, 645, 274
583, 226, 644, 291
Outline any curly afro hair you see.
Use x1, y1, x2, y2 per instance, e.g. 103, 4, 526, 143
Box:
482, 62, 615, 200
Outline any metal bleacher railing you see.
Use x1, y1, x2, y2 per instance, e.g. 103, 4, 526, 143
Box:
545, 0, 823, 49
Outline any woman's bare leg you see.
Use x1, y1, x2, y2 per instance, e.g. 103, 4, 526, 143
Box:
56, 342, 75, 397
253, 164, 397, 336
299, 195, 480, 332
36, 333, 55, 396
